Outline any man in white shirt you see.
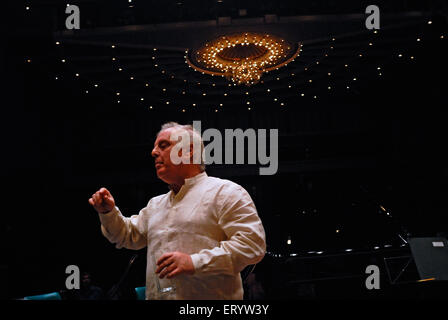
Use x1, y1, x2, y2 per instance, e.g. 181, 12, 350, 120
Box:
88, 122, 266, 299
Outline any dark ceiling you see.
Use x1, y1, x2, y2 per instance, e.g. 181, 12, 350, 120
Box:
2, 1, 448, 299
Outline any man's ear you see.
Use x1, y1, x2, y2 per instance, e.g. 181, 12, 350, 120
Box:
170, 129, 192, 165
188, 143, 194, 162
176, 143, 193, 161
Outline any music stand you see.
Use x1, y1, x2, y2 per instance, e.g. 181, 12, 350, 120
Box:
408, 237, 448, 281
384, 237, 448, 284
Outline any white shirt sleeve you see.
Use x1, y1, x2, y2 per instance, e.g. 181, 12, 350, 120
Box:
98, 206, 148, 250
190, 184, 266, 275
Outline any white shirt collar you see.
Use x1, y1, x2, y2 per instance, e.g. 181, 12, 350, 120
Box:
184, 171, 208, 186
169, 171, 208, 201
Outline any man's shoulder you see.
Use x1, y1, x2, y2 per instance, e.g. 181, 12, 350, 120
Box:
204, 175, 254, 208
205, 175, 246, 193
152, 192, 170, 200
146, 192, 170, 206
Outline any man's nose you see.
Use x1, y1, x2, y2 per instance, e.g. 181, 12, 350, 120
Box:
151, 147, 159, 158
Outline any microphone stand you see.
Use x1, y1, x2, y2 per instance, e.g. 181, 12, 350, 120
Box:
359, 185, 415, 284
107, 253, 138, 300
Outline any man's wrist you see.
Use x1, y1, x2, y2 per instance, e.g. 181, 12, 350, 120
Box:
98, 206, 119, 224
99, 207, 115, 215
190, 253, 203, 273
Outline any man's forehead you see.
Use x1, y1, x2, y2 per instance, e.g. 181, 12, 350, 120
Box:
155, 126, 192, 145
157, 128, 172, 138
155, 128, 176, 144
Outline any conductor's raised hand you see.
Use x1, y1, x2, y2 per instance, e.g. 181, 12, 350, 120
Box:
89, 187, 115, 214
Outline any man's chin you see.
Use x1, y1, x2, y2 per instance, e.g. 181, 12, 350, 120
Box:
156, 169, 170, 183
156, 169, 165, 178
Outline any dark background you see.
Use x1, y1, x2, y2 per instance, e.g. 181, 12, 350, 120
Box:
1, 0, 447, 300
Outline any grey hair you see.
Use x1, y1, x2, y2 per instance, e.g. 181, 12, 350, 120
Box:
158, 122, 206, 172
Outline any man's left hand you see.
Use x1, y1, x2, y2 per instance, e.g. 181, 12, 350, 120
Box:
155, 251, 195, 279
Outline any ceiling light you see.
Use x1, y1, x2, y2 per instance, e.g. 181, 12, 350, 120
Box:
186, 32, 302, 86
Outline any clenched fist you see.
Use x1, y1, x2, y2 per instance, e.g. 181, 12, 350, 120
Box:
88, 187, 115, 214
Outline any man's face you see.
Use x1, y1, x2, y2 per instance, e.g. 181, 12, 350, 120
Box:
151, 128, 183, 184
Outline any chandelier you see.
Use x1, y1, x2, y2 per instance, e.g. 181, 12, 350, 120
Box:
186, 32, 302, 86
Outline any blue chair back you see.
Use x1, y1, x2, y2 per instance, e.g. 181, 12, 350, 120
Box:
24, 292, 62, 300
135, 286, 146, 300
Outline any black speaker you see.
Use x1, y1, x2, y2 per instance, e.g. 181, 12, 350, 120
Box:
408, 237, 448, 281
